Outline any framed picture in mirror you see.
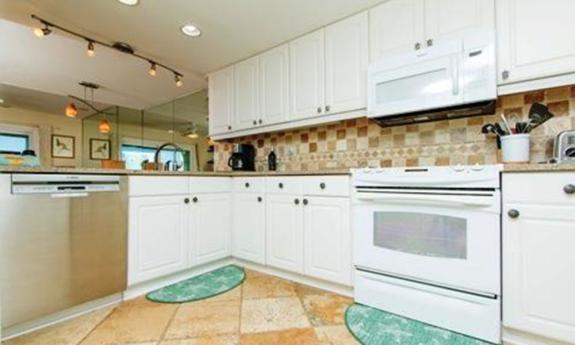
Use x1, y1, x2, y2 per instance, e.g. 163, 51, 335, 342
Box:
51, 134, 75, 159
90, 138, 111, 160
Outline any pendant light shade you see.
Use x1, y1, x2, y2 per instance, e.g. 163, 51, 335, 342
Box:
65, 102, 78, 118
99, 118, 111, 134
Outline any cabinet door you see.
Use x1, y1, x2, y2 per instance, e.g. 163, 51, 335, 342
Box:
232, 193, 266, 264
425, 0, 494, 43
266, 194, 304, 273
259, 44, 290, 126
503, 204, 575, 343
190, 193, 232, 266
497, 0, 575, 84
234, 56, 260, 130
304, 197, 351, 285
289, 30, 325, 120
325, 12, 368, 114
208, 66, 234, 135
128, 196, 188, 285
369, 0, 425, 62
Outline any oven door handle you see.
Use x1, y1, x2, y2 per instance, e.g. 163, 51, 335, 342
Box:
356, 193, 494, 207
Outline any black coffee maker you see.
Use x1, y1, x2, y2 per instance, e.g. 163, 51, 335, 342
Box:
228, 144, 256, 171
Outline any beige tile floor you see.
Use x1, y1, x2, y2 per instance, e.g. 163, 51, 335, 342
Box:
3, 269, 360, 345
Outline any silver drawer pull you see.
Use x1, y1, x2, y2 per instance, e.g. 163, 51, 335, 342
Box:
564, 184, 575, 194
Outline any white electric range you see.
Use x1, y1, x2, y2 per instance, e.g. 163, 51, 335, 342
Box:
352, 165, 502, 343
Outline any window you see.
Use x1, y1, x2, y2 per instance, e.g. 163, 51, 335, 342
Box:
120, 144, 191, 171
0, 132, 30, 154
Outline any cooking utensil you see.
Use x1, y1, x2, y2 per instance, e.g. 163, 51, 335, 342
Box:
494, 123, 508, 136
515, 122, 529, 134
481, 124, 498, 135
500, 114, 513, 134
528, 103, 554, 130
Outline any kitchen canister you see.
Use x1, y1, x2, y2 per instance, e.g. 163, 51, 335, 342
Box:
501, 134, 530, 163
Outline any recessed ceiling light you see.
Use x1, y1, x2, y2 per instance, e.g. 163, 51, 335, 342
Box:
117, 0, 139, 6
181, 24, 201, 37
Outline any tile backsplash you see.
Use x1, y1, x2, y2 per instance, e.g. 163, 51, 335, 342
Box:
214, 85, 575, 171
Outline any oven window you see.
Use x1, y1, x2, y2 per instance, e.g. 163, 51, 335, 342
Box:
375, 68, 450, 104
373, 212, 467, 259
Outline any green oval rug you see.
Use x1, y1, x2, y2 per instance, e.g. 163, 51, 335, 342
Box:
345, 304, 495, 345
146, 265, 245, 303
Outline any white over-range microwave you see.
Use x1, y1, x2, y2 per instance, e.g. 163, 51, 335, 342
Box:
367, 32, 497, 126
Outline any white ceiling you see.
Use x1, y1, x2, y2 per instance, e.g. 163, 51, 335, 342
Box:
0, 0, 383, 110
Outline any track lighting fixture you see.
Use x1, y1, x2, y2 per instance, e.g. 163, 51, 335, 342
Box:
31, 14, 184, 87
175, 73, 183, 87
148, 62, 157, 77
86, 40, 95, 57
33, 25, 51, 38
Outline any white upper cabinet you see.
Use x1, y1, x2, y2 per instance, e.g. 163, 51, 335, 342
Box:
497, 0, 575, 85
425, 0, 494, 43
369, 0, 494, 62
234, 56, 260, 130
369, 0, 425, 62
289, 30, 325, 120
325, 12, 368, 114
232, 193, 266, 264
190, 193, 232, 266
259, 44, 290, 126
208, 66, 234, 135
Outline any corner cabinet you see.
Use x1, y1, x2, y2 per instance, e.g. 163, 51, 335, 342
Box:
502, 172, 575, 345
497, 0, 575, 86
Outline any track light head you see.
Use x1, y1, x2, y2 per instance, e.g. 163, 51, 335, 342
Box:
33, 25, 51, 38
148, 62, 157, 77
175, 73, 183, 87
87, 41, 95, 57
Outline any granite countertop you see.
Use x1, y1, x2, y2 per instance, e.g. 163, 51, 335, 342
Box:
0, 166, 351, 176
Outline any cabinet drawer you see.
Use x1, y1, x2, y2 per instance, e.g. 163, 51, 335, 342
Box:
303, 176, 350, 197
265, 177, 303, 195
129, 176, 189, 196
190, 177, 232, 194
233, 177, 266, 193
503, 172, 575, 204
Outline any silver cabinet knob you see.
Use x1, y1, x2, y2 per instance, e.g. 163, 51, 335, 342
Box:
325, 105, 330, 113
257, 196, 262, 202
415, 42, 421, 50
252, 120, 257, 126
227, 125, 232, 130
259, 119, 263, 124
502, 70, 510, 80
278, 182, 284, 189
294, 198, 300, 205
245, 182, 250, 188
317, 107, 322, 114
184, 198, 190, 204
192, 197, 198, 203
564, 184, 575, 194
426, 39, 433, 47
303, 198, 309, 206
508, 209, 520, 219
320, 182, 326, 190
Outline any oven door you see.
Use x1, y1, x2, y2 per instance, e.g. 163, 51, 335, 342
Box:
353, 190, 500, 295
367, 40, 463, 118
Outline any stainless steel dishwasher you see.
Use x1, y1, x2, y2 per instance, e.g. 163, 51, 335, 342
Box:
0, 173, 127, 335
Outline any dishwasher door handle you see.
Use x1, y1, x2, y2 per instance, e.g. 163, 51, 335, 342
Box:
50, 193, 90, 198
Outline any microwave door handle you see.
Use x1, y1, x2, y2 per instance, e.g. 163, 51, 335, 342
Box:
452, 58, 460, 96
356, 193, 493, 207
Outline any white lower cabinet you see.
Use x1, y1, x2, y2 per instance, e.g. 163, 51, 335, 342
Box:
266, 194, 305, 273
128, 195, 188, 285
232, 193, 266, 264
303, 196, 351, 285
503, 173, 575, 345
190, 193, 232, 266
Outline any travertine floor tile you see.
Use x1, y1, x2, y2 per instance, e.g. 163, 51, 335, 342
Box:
240, 297, 310, 334
315, 325, 360, 345
242, 275, 297, 299
198, 285, 242, 303
160, 334, 239, 345
80, 297, 177, 345
163, 299, 241, 339
301, 294, 353, 326
239, 328, 324, 345
3, 306, 114, 345
294, 283, 333, 298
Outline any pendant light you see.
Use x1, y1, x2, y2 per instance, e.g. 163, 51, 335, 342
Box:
86, 40, 95, 57
98, 118, 111, 134
148, 62, 157, 76
65, 102, 78, 118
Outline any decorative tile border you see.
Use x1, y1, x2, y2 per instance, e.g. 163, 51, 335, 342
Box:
214, 85, 575, 172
